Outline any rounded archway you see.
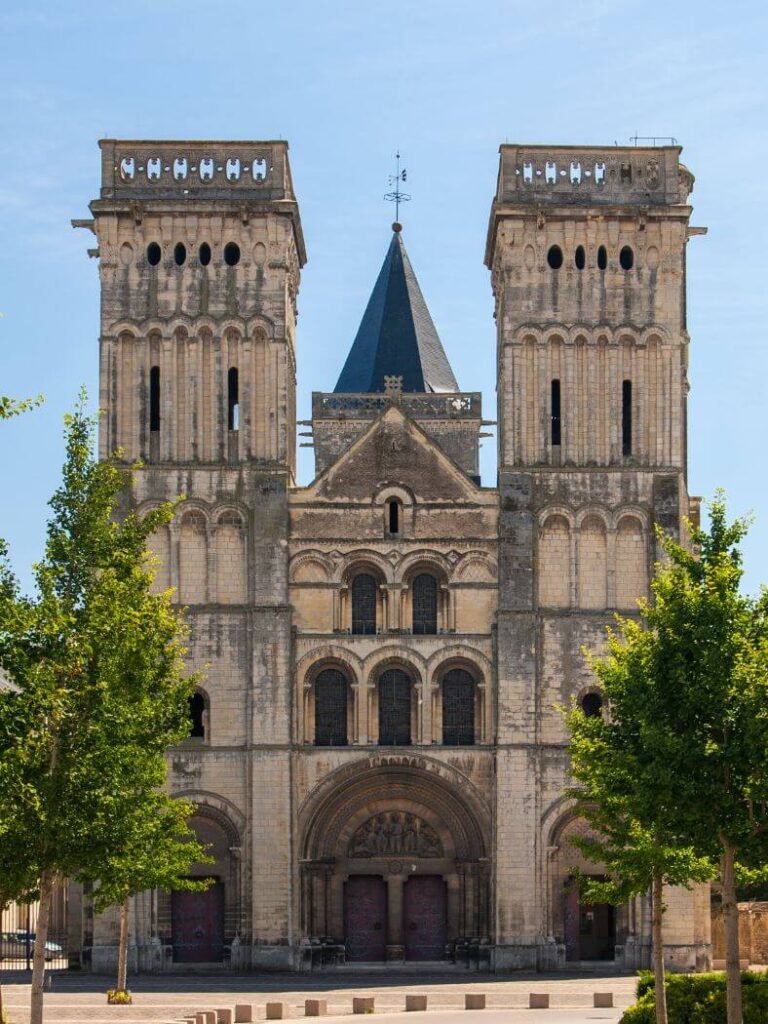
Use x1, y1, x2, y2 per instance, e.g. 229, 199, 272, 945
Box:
299, 758, 491, 961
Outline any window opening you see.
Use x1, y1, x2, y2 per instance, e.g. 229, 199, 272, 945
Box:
547, 245, 563, 269
351, 573, 377, 635
149, 365, 160, 432
189, 692, 206, 738
412, 574, 438, 635
174, 242, 187, 267
575, 245, 586, 270
620, 245, 634, 271
442, 669, 475, 745
581, 692, 603, 718
224, 242, 240, 266
551, 379, 561, 446
378, 669, 411, 745
199, 243, 211, 267
622, 379, 632, 456
597, 245, 607, 271
387, 500, 400, 535
314, 669, 348, 746
147, 242, 161, 266
227, 367, 240, 431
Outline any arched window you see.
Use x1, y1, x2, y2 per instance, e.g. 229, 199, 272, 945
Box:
581, 692, 603, 718
174, 242, 187, 267
314, 669, 348, 746
189, 692, 206, 739
199, 242, 211, 267
547, 245, 563, 269
597, 245, 608, 271
387, 499, 400, 536
146, 242, 161, 266
412, 574, 438, 635
227, 367, 239, 431
575, 245, 586, 270
622, 379, 632, 456
442, 669, 475, 745
620, 245, 634, 271
378, 669, 411, 745
551, 378, 562, 446
224, 242, 240, 266
351, 573, 377, 635
149, 365, 160, 433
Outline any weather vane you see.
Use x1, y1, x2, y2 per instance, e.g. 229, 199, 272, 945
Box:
384, 151, 411, 229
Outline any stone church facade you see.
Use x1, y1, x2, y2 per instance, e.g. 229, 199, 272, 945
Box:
76, 139, 711, 972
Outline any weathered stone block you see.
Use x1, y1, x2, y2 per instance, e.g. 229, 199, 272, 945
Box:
234, 1005, 253, 1023
529, 993, 549, 1009
353, 997, 375, 1014
465, 994, 486, 1010
304, 1000, 327, 1016
593, 993, 613, 1008
266, 1003, 289, 1020
405, 995, 427, 1011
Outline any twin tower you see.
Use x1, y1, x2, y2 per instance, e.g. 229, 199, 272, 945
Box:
77, 140, 710, 972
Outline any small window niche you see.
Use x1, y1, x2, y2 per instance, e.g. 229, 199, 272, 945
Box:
149, 365, 161, 433
227, 367, 240, 431
386, 499, 401, 536
547, 245, 563, 270
575, 245, 586, 270
581, 692, 603, 718
188, 691, 207, 740
620, 245, 634, 271
622, 379, 632, 457
597, 245, 608, 271
551, 378, 562, 447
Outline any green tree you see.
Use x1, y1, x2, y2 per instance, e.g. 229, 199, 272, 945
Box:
0, 399, 201, 1024
566, 695, 714, 1024
92, 791, 211, 997
569, 494, 768, 1024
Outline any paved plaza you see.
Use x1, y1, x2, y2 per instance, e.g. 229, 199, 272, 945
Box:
1, 972, 636, 1024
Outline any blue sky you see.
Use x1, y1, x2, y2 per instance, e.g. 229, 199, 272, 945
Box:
0, 0, 766, 593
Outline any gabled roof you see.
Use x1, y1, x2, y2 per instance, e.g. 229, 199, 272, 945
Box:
296, 405, 488, 504
334, 227, 459, 394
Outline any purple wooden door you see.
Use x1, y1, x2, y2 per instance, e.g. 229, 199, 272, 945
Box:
404, 876, 447, 961
344, 876, 387, 961
172, 881, 224, 962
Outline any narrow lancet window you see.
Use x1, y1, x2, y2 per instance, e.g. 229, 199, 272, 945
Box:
227, 367, 239, 431
551, 379, 561, 446
149, 365, 161, 432
387, 500, 400, 535
622, 379, 632, 456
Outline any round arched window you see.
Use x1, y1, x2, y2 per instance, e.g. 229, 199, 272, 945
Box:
547, 245, 563, 270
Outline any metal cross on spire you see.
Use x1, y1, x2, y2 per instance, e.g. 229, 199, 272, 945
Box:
384, 151, 411, 229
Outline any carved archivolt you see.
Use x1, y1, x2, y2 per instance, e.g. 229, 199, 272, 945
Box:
348, 812, 443, 858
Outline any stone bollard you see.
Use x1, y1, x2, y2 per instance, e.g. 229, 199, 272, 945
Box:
305, 1000, 327, 1016
266, 1003, 289, 1020
465, 995, 486, 1010
235, 1006, 254, 1024
405, 995, 428, 1012
353, 997, 375, 1014
197, 1013, 217, 1024
217, 1010, 234, 1024
594, 993, 613, 1008
529, 993, 550, 1009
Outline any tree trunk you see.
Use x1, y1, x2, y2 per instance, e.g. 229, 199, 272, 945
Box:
116, 897, 130, 992
651, 875, 668, 1024
721, 841, 743, 1024
30, 869, 54, 1024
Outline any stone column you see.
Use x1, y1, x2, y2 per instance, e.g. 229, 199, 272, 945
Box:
386, 874, 405, 960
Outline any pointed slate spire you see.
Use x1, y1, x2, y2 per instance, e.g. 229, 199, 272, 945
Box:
334, 226, 459, 394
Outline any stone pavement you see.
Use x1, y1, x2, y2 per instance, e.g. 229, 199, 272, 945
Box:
1, 971, 637, 1024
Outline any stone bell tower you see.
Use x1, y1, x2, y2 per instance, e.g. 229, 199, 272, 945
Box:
485, 145, 711, 970
80, 141, 306, 970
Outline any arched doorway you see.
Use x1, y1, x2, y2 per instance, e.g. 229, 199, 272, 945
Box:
299, 759, 490, 963
548, 814, 624, 964
160, 808, 241, 964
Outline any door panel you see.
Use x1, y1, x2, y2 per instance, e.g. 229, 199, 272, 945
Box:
404, 875, 447, 961
171, 881, 224, 963
344, 875, 387, 962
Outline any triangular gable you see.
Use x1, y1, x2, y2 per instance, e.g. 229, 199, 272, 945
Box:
301, 406, 484, 503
